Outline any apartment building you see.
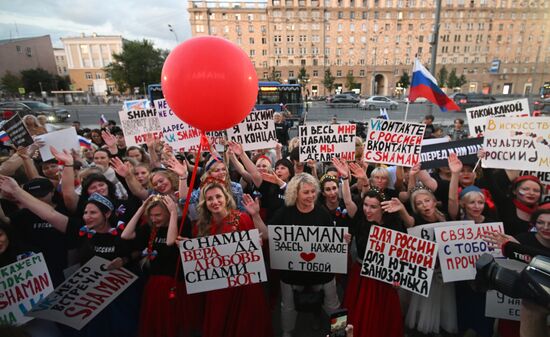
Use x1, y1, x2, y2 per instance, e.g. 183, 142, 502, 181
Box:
188, 0, 550, 97
53, 48, 69, 77
0, 35, 57, 78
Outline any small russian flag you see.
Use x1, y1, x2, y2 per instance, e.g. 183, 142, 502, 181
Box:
0, 131, 10, 143
100, 114, 108, 125
379, 108, 389, 120
78, 136, 93, 149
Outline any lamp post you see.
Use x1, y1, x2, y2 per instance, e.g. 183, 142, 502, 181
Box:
168, 24, 179, 43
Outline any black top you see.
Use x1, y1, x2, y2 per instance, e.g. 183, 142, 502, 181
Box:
350, 210, 405, 260
274, 122, 290, 145
319, 199, 353, 228
269, 205, 334, 285
516, 232, 550, 253
259, 181, 286, 222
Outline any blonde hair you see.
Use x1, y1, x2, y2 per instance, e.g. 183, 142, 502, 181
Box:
149, 170, 178, 194
370, 167, 390, 186
284, 173, 320, 207
410, 189, 445, 221
196, 183, 236, 237
288, 137, 300, 153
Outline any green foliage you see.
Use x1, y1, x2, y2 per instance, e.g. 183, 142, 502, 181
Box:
266, 67, 281, 82
1, 71, 23, 95
344, 72, 357, 90
398, 71, 410, 89
20, 68, 56, 94
323, 68, 335, 93
447, 69, 467, 89
437, 66, 448, 88
104, 39, 167, 94
297, 66, 309, 92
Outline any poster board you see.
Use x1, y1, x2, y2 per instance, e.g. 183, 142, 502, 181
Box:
35, 127, 79, 161
466, 98, 530, 137
178, 229, 267, 294
298, 124, 356, 162
118, 108, 162, 147
122, 99, 149, 111
407, 221, 474, 242
268, 225, 348, 274
420, 137, 484, 169
365, 119, 425, 167
154, 99, 202, 152
2, 113, 33, 147
226, 109, 278, 151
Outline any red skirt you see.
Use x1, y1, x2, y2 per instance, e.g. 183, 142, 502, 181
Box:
202, 283, 272, 337
343, 262, 404, 337
139, 275, 204, 337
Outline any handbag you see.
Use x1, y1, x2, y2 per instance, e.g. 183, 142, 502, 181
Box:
293, 286, 324, 312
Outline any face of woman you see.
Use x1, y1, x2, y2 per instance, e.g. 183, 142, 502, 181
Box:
128, 149, 143, 162
296, 183, 317, 210
91, 132, 102, 144
273, 115, 282, 123
82, 148, 93, 160
93, 151, 110, 168
42, 163, 60, 180
134, 167, 150, 186
148, 205, 169, 227
372, 173, 389, 190
87, 181, 109, 196
83, 203, 106, 228
363, 197, 383, 223
535, 213, 550, 242
275, 165, 290, 182
462, 193, 485, 219
151, 174, 172, 194
516, 181, 541, 206
205, 187, 227, 216
209, 162, 227, 180
255, 159, 271, 174
0, 229, 9, 255
459, 166, 475, 187
414, 193, 437, 218
322, 181, 339, 204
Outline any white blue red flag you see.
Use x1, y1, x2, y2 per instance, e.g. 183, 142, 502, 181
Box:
409, 59, 460, 112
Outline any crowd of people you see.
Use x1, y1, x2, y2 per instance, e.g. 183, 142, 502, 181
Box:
0, 112, 548, 337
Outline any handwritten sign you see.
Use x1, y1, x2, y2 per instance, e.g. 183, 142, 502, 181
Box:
298, 124, 356, 162
521, 170, 550, 203
482, 117, 550, 172
154, 99, 202, 152
407, 221, 474, 242
27, 256, 137, 330
118, 108, 162, 147
361, 226, 438, 297
2, 113, 33, 147
466, 98, 530, 137
268, 225, 348, 274
178, 229, 267, 294
420, 137, 484, 169
0, 253, 53, 326
365, 119, 425, 167
434, 222, 504, 282
227, 110, 277, 151
35, 127, 80, 161
122, 99, 149, 111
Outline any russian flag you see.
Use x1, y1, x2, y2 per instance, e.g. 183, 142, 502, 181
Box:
379, 108, 389, 120
78, 136, 93, 149
409, 59, 461, 112
0, 131, 9, 143
100, 114, 108, 125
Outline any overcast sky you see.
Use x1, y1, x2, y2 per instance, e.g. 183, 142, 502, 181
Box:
0, 0, 192, 50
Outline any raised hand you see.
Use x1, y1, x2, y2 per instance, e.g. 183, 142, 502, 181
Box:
448, 152, 463, 174
110, 157, 130, 177
483, 231, 518, 250
101, 130, 116, 147
165, 156, 188, 178
477, 147, 486, 160
381, 198, 405, 214
162, 195, 179, 215
410, 163, 421, 177
227, 141, 244, 157
261, 172, 284, 186
332, 157, 350, 178
0, 175, 22, 197
242, 193, 260, 216
349, 161, 367, 180
16, 146, 29, 160
50, 146, 73, 165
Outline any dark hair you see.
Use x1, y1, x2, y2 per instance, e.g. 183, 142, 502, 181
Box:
531, 206, 550, 225
289, 147, 300, 162
274, 158, 295, 179
81, 173, 117, 200
111, 127, 123, 136
364, 189, 388, 203
424, 114, 434, 121
454, 118, 464, 125
94, 148, 111, 158
108, 120, 117, 126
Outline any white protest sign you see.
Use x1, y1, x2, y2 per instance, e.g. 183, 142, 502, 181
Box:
178, 229, 267, 294
365, 119, 425, 167
521, 170, 550, 203
466, 98, 530, 137
0, 253, 54, 326
226, 109, 278, 151
268, 225, 348, 274
154, 99, 202, 152
482, 117, 550, 172
485, 258, 527, 321
407, 221, 474, 242
27, 256, 137, 330
298, 124, 356, 162
361, 225, 438, 297
434, 222, 504, 282
35, 127, 79, 161
122, 99, 149, 111
118, 108, 162, 147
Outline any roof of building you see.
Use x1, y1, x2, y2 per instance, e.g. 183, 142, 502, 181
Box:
0, 35, 51, 46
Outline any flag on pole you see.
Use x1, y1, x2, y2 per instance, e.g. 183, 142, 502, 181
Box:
409, 59, 460, 112
379, 108, 389, 120
100, 114, 108, 126
0, 131, 10, 143
78, 136, 93, 149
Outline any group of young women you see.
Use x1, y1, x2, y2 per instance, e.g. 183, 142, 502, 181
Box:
0, 123, 548, 337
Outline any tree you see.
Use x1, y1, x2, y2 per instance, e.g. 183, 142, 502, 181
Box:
104, 39, 167, 94
437, 66, 448, 88
20, 68, 56, 94
447, 69, 467, 89
398, 71, 410, 89
323, 68, 335, 93
1, 71, 23, 95
297, 66, 309, 93
266, 67, 281, 82
344, 72, 357, 90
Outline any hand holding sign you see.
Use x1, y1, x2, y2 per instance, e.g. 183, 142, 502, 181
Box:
50, 146, 74, 166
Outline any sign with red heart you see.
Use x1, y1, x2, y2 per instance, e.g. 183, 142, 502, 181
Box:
300, 252, 316, 262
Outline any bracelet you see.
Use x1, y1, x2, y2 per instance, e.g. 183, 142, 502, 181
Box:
179, 176, 188, 180
341, 176, 349, 180
64, 164, 74, 168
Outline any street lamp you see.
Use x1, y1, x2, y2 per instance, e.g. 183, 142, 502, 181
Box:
168, 24, 179, 43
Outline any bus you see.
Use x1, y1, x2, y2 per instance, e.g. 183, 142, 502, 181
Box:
540, 82, 550, 99
147, 81, 304, 121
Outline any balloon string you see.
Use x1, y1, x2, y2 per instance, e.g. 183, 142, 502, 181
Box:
170, 131, 207, 299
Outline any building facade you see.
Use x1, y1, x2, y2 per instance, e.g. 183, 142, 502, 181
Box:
188, 0, 550, 97
0, 35, 57, 78
60, 33, 123, 95
53, 48, 69, 77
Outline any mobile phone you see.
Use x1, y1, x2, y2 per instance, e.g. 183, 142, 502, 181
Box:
329, 309, 348, 337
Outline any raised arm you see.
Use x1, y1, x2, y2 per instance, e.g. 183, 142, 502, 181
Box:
121, 197, 148, 240
381, 197, 415, 228
242, 193, 268, 240
146, 134, 162, 168
447, 153, 462, 220
227, 147, 253, 187
17, 146, 40, 180
164, 196, 180, 246
102, 130, 119, 156
111, 157, 149, 201
228, 141, 262, 188
332, 157, 358, 218
51, 146, 78, 213
164, 156, 189, 200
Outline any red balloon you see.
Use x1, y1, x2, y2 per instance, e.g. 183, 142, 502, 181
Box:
161, 37, 258, 132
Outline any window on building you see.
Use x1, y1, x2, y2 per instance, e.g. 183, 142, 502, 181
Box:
249, 37, 255, 44
337, 70, 342, 76
289, 70, 294, 77
95, 73, 102, 79
313, 70, 319, 77
250, 50, 255, 56
85, 72, 92, 80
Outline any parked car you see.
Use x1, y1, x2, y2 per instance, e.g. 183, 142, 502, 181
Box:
450, 93, 497, 111
534, 99, 550, 116
328, 94, 360, 105
0, 101, 70, 122
359, 96, 399, 110
404, 96, 428, 103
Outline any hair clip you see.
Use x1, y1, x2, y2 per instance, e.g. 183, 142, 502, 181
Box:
200, 176, 226, 188
409, 185, 432, 194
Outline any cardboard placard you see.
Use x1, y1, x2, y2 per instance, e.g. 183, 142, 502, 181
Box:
154, 99, 202, 152
122, 99, 149, 111
407, 221, 474, 242
298, 124, 356, 162
268, 225, 348, 274
27, 256, 138, 330
361, 225, 438, 297
520, 170, 550, 203
365, 119, 426, 167
118, 108, 162, 147
178, 229, 267, 294
0, 253, 54, 326
2, 113, 33, 147
466, 98, 530, 137
434, 222, 504, 282
420, 137, 484, 169
226, 109, 278, 151
482, 117, 550, 172
35, 127, 80, 161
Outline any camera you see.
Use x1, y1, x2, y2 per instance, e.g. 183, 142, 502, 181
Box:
475, 253, 550, 309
